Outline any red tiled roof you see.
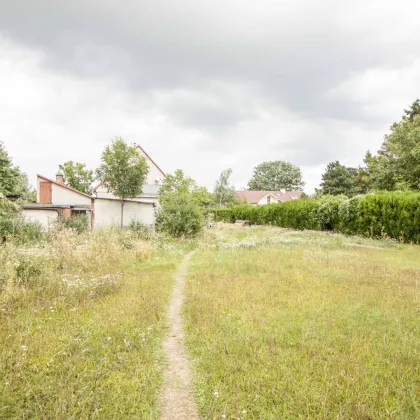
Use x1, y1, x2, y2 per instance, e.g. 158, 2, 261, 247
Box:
235, 190, 302, 204
37, 175, 93, 199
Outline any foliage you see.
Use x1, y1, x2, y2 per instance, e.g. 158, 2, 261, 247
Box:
13, 171, 36, 203
128, 219, 153, 240
210, 191, 420, 243
96, 138, 149, 226
55, 215, 90, 234
366, 101, 420, 191
319, 161, 355, 196
159, 169, 213, 207
248, 160, 305, 191
0, 141, 20, 195
214, 168, 237, 207
60, 161, 95, 194
0, 216, 43, 244
156, 194, 204, 237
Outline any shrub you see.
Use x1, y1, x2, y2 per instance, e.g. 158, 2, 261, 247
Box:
0, 215, 44, 244
210, 192, 420, 243
56, 214, 89, 234
156, 194, 204, 238
128, 220, 153, 240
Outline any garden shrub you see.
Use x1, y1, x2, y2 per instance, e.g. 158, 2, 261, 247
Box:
210, 192, 420, 243
56, 214, 89, 234
128, 220, 153, 240
156, 194, 204, 238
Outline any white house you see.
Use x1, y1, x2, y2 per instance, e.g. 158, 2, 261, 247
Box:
22, 144, 162, 230
235, 190, 302, 206
93, 144, 165, 205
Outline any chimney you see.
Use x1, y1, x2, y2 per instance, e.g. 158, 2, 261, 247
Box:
56, 167, 64, 184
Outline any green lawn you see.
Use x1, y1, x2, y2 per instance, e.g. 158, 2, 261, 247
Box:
184, 226, 420, 419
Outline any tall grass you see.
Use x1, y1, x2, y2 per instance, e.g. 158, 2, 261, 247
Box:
0, 228, 186, 418
185, 226, 420, 419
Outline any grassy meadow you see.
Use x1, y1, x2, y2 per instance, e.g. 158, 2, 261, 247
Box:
0, 228, 188, 419
184, 225, 420, 419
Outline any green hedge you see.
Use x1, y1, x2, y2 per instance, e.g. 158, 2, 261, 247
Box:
210, 192, 420, 243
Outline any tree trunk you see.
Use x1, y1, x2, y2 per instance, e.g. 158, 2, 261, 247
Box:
121, 200, 125, 227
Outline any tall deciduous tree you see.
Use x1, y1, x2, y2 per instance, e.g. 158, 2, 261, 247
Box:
0, 141, 19, 195
59, 161, 94, 194
319, 161, 355, 196
159, 169, 213, 207
248, 160, 304, 191
214, 168, 236, 207
367, 100, 420, 191
96, 138, 149, 226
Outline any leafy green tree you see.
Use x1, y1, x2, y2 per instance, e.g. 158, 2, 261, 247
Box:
159, 169, 213, 207
96, 138, 149, 226
59, 161, 94, 194
367, 101, 420, 190
248, 160, 304, 191
0, 141, 19, 195
14, 171, 36, 203
214, 168, 237, 207
319, 161, 355, 196
0, 142, 35, 202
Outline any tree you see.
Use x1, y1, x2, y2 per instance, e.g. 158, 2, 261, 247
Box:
159, 169, 213, 207
96, 138, 149, 226
367, 101, 420, 191
319, 161, 355, 196
248, 161, 305, 191
214, 168, 236, 207
0, 141, 19, 195
14, 171, 36, 203
59, 161, 94, 194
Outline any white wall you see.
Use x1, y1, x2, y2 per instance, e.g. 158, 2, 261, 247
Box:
94, 199, 155, 229
23, 209, 59, 229
51, 183, 92, 205
137, 148, 165, 185
257, 195, 279, 205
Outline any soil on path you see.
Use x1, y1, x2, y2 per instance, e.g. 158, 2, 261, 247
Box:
160, 251, 200, 420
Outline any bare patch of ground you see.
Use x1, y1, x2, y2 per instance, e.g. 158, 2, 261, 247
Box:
160, 251, 199, 420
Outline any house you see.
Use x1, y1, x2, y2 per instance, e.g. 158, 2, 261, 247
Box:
235, 190, 302, 206
22, 144, 162, 230
93, 144, 165, 205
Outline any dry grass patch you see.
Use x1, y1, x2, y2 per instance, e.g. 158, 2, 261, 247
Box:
185, 227, 420, 419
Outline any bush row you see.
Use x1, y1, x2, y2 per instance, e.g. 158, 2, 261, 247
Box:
210, 192, 420, 243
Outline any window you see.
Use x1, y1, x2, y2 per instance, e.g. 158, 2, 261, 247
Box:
267, 196, 271, 204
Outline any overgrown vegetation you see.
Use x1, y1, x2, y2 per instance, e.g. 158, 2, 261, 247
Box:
55, 214, 90, 234
211, 191, 420, 243
0, 227, 186, 418
184, 226, 420, 419
156, 169, 207, 237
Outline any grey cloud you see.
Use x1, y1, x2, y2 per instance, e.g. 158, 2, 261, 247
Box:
2, 0, 420, 129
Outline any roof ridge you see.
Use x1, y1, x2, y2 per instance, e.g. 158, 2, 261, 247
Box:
37, 175, 93, 199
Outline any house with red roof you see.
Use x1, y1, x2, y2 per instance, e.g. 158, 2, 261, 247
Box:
22, 144, 162, 230
235, 190, 302, 205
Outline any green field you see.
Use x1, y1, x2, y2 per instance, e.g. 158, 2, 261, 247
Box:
1, 225, 419, 418
184, 226, 420, 419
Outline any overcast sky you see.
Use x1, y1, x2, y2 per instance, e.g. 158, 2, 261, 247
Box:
1, 0, 419, 192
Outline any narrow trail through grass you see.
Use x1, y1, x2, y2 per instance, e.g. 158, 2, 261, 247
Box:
160, 251, 199, 420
